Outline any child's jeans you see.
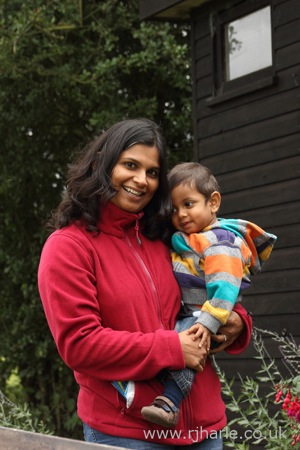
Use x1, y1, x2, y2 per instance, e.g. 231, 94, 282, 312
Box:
170, 316, 219, 398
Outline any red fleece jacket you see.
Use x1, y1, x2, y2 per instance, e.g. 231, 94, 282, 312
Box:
38, 201, 252, 445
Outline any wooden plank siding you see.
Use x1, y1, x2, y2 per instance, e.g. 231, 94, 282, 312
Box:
190, 0, 300, 398
0, 426, 126, 450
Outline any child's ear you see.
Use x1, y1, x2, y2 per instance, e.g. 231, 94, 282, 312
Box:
209, 191, 221, 212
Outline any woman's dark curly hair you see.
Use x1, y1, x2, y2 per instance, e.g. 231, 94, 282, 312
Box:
48, 118, 171, 240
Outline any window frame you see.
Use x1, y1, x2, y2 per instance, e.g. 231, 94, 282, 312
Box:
207, 0, 276, 105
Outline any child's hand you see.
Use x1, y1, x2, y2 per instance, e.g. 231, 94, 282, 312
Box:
186, 323, 212, 350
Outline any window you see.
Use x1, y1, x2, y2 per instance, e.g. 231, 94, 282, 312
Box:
224, 7, 272, 81
208, 1, 275, 104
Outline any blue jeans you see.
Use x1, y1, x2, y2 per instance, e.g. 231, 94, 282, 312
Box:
170, 316, 198, 397
169, 316, 220, 398
83, 423, 223, 449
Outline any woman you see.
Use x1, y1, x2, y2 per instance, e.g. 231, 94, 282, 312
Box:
38, 118, 252, 449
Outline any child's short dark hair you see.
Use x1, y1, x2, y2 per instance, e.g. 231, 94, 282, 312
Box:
168, 162, 220, 201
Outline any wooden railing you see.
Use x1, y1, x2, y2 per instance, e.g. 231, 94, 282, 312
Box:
0, 426, 126, 450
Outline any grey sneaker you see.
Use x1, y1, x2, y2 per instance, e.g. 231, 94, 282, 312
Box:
141, 395, 179, 428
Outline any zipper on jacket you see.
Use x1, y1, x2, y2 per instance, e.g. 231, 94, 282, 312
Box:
135, 219, 142, 245
182, 395, 194, 443
125, 233, 164, 329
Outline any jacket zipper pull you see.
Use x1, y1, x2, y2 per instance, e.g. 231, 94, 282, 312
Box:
135, 219, 141, 245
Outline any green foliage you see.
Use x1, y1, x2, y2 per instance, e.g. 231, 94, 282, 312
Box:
0, 390, 52, 434
213, 328, 300, 449
0, 0, 193, 438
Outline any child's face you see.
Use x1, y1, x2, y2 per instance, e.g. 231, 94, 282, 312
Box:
171, 184, 218, 234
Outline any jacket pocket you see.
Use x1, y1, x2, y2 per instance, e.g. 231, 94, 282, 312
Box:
116, 379, 163, 418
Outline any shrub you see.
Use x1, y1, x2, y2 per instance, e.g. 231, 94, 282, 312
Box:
0, 390, 52, 434
213, 327, 300, 449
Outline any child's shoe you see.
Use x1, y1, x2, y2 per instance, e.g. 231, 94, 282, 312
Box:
141, 395, 179, 428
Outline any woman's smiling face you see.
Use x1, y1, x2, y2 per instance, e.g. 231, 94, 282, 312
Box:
110, 144, 160, 213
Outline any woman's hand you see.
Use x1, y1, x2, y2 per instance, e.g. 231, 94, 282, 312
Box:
209, 310, 244, 354
178, 330, 208, 372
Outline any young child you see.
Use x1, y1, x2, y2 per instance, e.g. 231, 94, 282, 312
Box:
141, 162, 277, 427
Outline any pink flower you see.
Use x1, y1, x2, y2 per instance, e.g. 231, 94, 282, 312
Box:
274, 384, 300, 445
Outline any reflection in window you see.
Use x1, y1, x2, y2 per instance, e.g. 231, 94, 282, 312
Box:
224, 6, 272, 81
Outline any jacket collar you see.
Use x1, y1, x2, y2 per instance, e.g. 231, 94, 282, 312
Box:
99, 201, 144, 238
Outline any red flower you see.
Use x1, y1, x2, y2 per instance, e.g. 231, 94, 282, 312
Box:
282, 390, 292, 410
274, 384, 300, 446
287, 397, 300, 421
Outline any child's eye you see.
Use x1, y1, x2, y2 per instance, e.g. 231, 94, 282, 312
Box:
171, 208, 177, 214
184, 201, 194, 207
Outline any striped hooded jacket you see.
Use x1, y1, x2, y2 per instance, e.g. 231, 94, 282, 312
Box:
171, 218, 277, 334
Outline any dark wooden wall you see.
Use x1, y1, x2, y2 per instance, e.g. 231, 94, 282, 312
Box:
191, 0, 300, 377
